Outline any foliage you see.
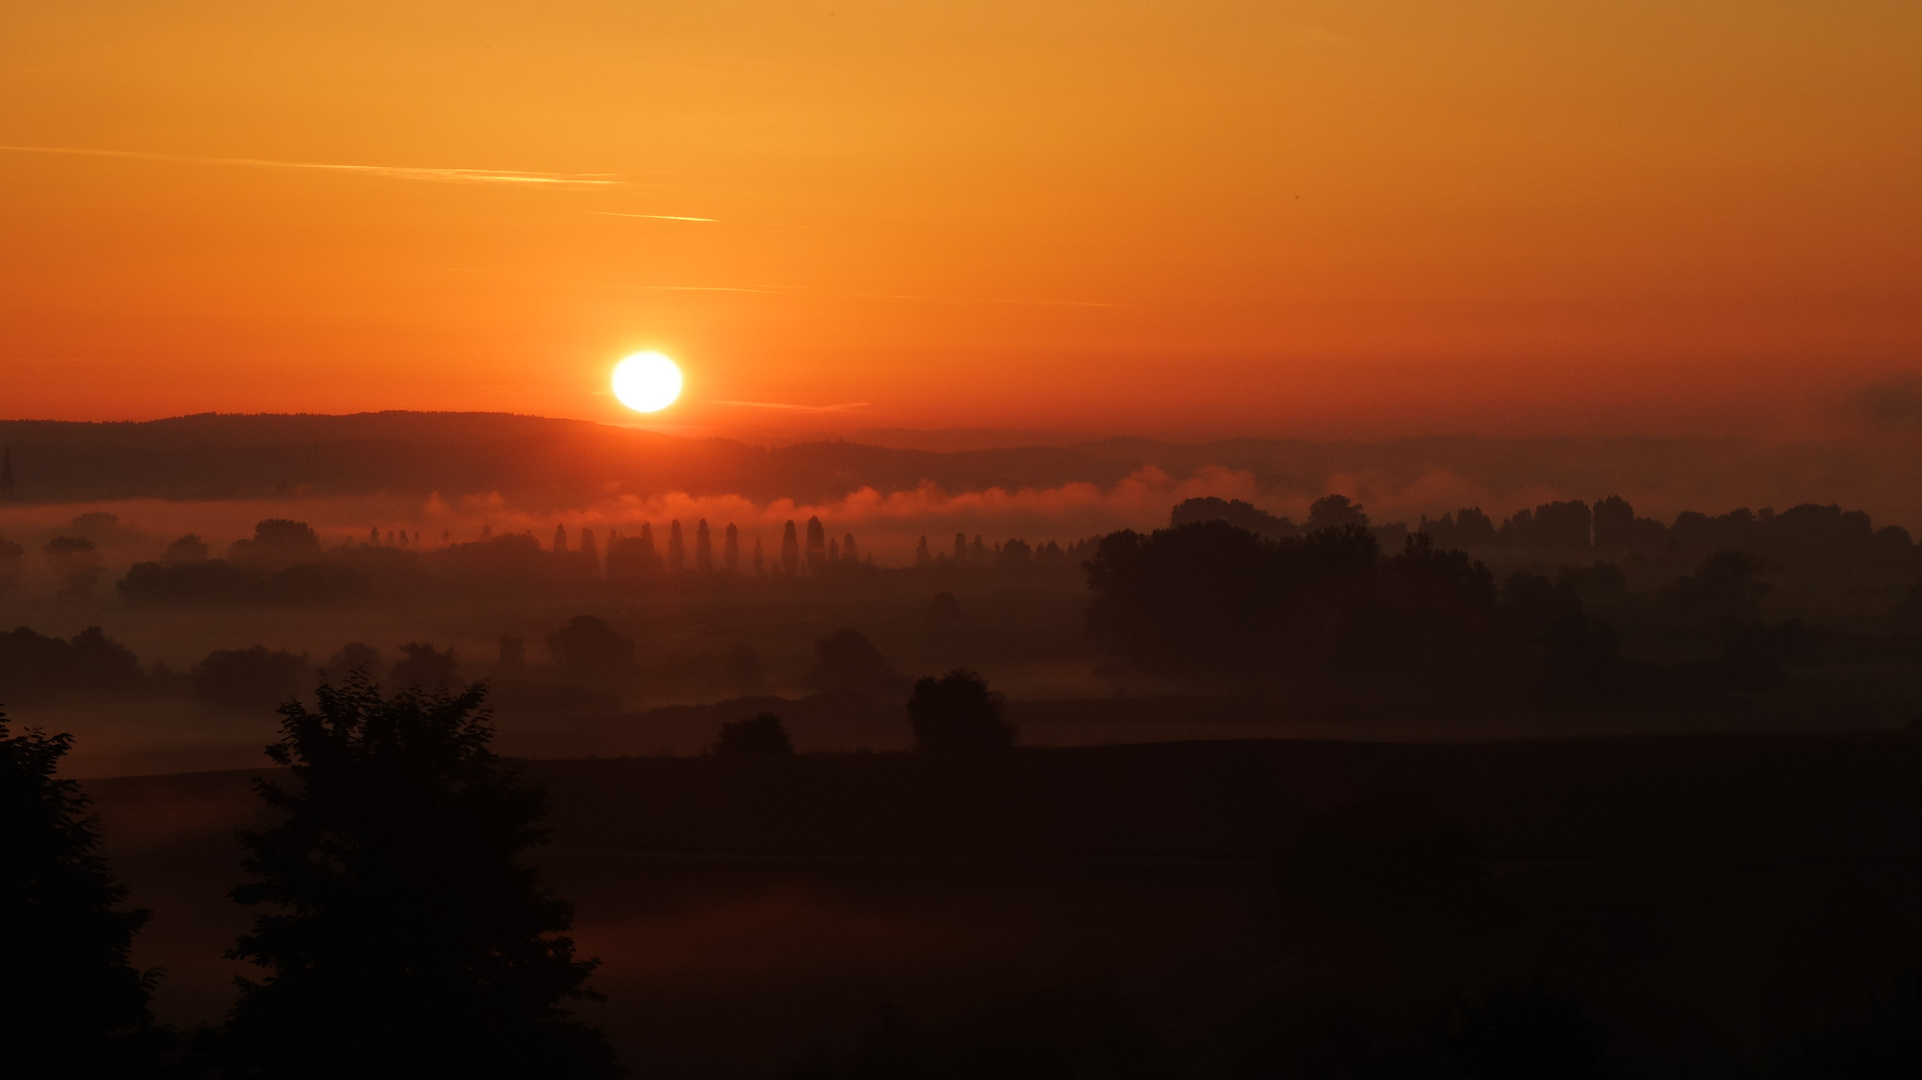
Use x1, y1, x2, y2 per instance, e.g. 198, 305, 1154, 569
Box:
547, 616, 634, 679
390, 641, 458, 690
0, 713, 170, 1073
0, 624, 142, 696
191, 646, 308, 711
218, 677, 620, 1079
807, 629, 907, 696
906, 669, 1014, 754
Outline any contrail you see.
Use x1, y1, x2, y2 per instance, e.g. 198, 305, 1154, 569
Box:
615, 283, 1117, 308
595, 211, 715, 222
0, 144, 620, 186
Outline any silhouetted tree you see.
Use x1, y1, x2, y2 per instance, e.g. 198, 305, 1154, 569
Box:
1171, 496, 1298, 538
667, 520, 685, 573
954, 532, 967, 561
605, 529, 664, 583
192, 646, 308, 711
391, 641, 458, 690
0, 714, 172, 1074
1591, 495, 1669, 557
843, 533, 859, 562
928, 591, 963, 627
1307, 494, 1368, 532
1664, 550, 1770, 612
498, 635, 526, 671
1083, 521, 1279, 675
575, 528, 600, 575
695, 519, 713, 573
0, 625, 141, 696
1501, 499, 1593, 550
1557, 561, 1629, 601
229, 519, 323, 568
915, 536, 932, 567
806, 517, 827, 575
163, 533, 211, 565
971, 535, 986, 565
1420, 506, 1500, 549
724, 523, 740, 573
552, 524, 569, 555
217, 678, 620, 1079
547, 616, 635, 679
712, 713, 793, 757
782, 521, 801, 577
44, 535, 103, 597
723, 641, 764, 690
323, 642, 382, 680
999, 538, 1033, 568
907, 669, 1014, 753
808, 629, 908, 696
0, 536, 22, 593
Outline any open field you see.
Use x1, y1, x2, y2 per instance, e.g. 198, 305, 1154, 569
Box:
88, 732, 1922, 1077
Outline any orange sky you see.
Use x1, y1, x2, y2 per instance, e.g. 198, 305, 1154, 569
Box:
3, 0, 1919, 438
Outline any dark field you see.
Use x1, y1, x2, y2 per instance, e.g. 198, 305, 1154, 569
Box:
90, 732, 1922, 1077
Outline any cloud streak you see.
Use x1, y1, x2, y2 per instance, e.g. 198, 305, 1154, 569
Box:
0, 144, 620, 186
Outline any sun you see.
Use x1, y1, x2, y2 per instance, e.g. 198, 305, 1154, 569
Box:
611, 351, 683, 413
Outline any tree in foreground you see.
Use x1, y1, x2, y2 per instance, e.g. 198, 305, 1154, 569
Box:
906, 669, 1014, 754
0, 712, 170, 1074
217, 677, 621, 1079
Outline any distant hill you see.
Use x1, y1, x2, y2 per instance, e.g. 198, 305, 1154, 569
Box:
0, 412, 1135, 507
0, 412, 1918, 528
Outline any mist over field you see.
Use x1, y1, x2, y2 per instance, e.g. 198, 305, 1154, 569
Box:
12, 412, 1922, 1076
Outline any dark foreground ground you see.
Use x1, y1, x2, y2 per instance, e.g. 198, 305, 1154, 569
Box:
89, 733, 1922, 1077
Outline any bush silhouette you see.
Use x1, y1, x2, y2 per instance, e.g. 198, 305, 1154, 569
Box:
0, 713, 171, 1073
390, 640, 458, 690
191, 646, 307, 711
713, 713, 793, 757
323, 641, 382, 680
906, 669, 1014, 754
0, 625, 142, 697
547, 616, 635, 680
217, 677, 620, 1079
807, 629, 907, 696
927, 591, 963, 627
162, 533, 210, 565
44, 535, 103, 597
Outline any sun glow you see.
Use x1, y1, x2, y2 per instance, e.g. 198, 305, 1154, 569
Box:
612, 352, 683, 413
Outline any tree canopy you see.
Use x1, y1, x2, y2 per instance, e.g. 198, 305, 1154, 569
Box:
218, 677, 621, 1079
0, 713, 169, 1073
